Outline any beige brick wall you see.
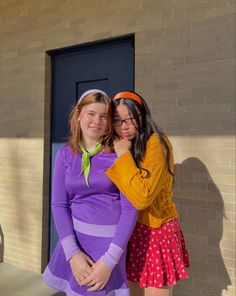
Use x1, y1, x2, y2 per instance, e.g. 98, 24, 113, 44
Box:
0, 0, 235, 295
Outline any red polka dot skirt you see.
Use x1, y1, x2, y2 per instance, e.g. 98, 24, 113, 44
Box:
127, 218, 189, 288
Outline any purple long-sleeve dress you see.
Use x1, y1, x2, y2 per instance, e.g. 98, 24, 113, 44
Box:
43, 145, 137, 296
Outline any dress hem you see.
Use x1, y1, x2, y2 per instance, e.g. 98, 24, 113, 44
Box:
43, 266, 130, 296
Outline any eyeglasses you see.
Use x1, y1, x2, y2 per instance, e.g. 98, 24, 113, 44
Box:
113, 114, 141, 127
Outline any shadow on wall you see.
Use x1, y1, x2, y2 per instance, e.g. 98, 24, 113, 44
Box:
0, 225, 4, 262
173, 157, 231, 296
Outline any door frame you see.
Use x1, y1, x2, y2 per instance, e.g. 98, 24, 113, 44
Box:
43, 34, 135, 265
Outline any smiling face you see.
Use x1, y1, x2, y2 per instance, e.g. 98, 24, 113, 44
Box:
113, 104, 138, 141
78, 102, 109, 143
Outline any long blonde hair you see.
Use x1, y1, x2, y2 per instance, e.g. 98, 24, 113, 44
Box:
68, 92, 112, 154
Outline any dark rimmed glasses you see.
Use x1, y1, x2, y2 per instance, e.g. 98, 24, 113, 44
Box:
113, 114, 141, 127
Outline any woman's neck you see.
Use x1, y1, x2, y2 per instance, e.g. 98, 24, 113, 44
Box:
82, 138, 100, 152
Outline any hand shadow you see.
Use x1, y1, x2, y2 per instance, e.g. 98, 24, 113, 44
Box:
173, 157, 231, 296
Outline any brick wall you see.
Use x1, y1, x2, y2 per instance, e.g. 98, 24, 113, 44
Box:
0, 0, 235, 295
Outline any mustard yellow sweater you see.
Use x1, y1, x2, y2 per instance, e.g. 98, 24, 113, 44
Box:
106, 133, 178, 228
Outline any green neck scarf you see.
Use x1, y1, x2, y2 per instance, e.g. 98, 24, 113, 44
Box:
79, 139, 102, 187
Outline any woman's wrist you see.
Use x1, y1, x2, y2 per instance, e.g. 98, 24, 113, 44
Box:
101, 243, 124, 270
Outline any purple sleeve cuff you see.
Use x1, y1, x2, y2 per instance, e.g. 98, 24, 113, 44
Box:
61, 234, 80, 261
101, 243, 124, 270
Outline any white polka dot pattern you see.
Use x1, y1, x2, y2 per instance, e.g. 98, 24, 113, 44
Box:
127, 218, 189, 288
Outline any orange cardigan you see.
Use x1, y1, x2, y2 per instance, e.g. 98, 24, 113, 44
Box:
106, 133, 178, 228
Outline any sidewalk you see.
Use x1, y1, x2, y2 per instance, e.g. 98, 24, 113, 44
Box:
0, 262, 64, 296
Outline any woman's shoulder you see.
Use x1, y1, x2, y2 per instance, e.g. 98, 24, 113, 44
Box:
58, 143, 71, 154
148, 133, 172, 150
57, 144, 77, 161
147, 133, 161, 148
142, 133, 172, 163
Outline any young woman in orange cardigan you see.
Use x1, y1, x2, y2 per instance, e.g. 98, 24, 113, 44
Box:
106, 91, 189, 296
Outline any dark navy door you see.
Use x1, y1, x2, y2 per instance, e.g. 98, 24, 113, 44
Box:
49, 36, 134, 255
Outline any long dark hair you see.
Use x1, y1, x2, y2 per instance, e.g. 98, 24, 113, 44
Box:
112, 91, 174, 177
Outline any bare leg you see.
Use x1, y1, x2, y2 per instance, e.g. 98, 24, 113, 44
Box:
129, 281, 144, 296
144, 286, 173, 296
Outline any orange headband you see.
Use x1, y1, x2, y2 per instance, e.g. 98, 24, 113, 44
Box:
112, 91, 143, 105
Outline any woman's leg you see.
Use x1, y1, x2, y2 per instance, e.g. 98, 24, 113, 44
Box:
129, 281, 144, 296
144, 286, 173, 296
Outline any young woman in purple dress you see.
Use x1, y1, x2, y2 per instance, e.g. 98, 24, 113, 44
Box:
43, 89, 137, 296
